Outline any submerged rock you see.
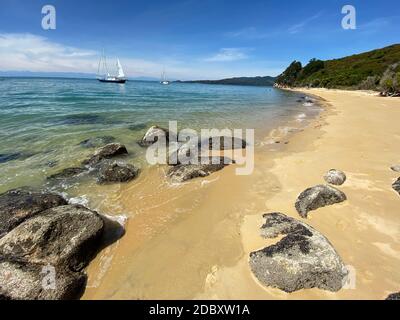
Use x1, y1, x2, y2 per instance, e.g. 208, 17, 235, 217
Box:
96, 161, 139, 184
295, 185, 347, 218
0, 188, 67, 238
324, 169, 347, 186
0, 260, 86, 300
249, 212, 348, 293
0, 153, 22, 164
386, 292, 400, 300
82, 143, 128, 166
167, 156, 232, 183
392, 177, 400, 195
47, 167, 87, 180
0, 204, 104, 272
78, 136, 116, 148
138, 126, 171, 147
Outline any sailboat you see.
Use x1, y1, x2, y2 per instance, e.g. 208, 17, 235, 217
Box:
97, 51, 127, 84
160, 68, 170, 85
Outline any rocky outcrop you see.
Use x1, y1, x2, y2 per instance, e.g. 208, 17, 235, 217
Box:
0, 260, 86, 300
167, 157, 232, 183
386, 292, 400, 300
138, 126, 171, 147
82, 143, 128, 166
249, 212, 348, 293
78, 136, 116, 148
295, 185, 347, 218
324, 169, 346, 186
0, 205, 104, 271
392, 177, 400, 195
96, 161, 139, 184
47, 167, 87, 181
0, 188, 67, 238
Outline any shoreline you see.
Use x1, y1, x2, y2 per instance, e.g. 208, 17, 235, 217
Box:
82, 88, 400, 300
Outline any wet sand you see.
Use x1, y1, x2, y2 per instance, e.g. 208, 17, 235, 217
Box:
83, 89, 400, 300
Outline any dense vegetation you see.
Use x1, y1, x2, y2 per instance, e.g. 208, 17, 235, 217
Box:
177, 76, 276, 87
275, 44, 400, 94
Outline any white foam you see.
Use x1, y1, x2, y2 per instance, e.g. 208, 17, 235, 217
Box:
68, 195, 89, 206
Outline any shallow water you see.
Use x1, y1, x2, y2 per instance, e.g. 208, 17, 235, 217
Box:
0, 77, 317, 194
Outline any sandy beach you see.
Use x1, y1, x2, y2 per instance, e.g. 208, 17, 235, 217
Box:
83, 89, 400, 300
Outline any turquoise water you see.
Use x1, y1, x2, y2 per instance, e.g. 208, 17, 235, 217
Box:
0, 77, 314, 193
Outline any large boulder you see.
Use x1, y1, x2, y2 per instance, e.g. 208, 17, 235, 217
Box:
167, 157, 232, 183
323, 169, 346, 186
0, 188, 67, 238
295, 185, 347, 218
0, 205, 104, 271
82, 143, 128, 166
249, 212, 348, 293
0, 260, 86, 300
47, 167, 87, 181
386, 292, 400, 300
392, 177, 400, 195
96, 161, 139, 184
138, 126, 171, 147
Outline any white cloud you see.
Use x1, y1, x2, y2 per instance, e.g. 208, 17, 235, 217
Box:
288, 12, 323, 34
205, 48, 249, 62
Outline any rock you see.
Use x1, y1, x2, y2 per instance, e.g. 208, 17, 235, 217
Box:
82, 143, 128, 166
45, 160, 58, 168
323, 169, 347, 186
167, 157, 232, 183
0, 260, 86, 300
96, 161, 139, 184
78, 136, 116, 148
393, 177, 400, 195
138, 126, 171, 147
386, 292, 400, 300
47, 167, 87, 180
201, 136, 247, 150
391, 165, 400, 172
249, 212, 348, 293
295, 185, 347, 218
0, 188, 67, 238
0, 205, 104, 271
0, 153, 22, 163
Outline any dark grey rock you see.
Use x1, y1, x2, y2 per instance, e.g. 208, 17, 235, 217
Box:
390, 165, 400, 172
47, 167, 87, 180
96, 161, 139, 184
386, 292, 400, 300
249, 212, 348, 293
295, 184, 347, 218
393, 177, 400, 195
0, 205, 104, 272
167, 156, 232, 183
0, 260, 86, 300
0, 188, 67, 238
82, 143, 128, 166
324, 169, 347, 186
0, 153, 22, 163
78, 136, 116, 148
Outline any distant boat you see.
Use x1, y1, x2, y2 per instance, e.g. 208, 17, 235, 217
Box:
97, 51, 127, 84
160, 68, 170, 85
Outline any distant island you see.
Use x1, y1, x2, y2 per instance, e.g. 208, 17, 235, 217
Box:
275, 44, 400, 96
176, 76, 276, 87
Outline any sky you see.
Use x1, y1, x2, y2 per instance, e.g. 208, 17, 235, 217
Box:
0, 0, 399, 80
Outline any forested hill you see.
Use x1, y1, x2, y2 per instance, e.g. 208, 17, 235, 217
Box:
176, 76, 276, 87
275, 44, 400, 94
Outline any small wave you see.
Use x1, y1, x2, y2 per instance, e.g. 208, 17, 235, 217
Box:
68, 195, 89, 206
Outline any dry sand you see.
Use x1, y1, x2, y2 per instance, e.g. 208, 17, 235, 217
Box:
83, 89, 400, 300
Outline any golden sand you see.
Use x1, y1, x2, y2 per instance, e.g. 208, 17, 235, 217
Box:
83, 89, 400, 300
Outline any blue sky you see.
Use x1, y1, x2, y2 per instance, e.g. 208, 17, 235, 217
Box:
0, 0, 399, 79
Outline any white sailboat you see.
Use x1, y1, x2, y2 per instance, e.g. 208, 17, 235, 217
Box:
160, 68, 170, 85
97, 51, 127, 84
